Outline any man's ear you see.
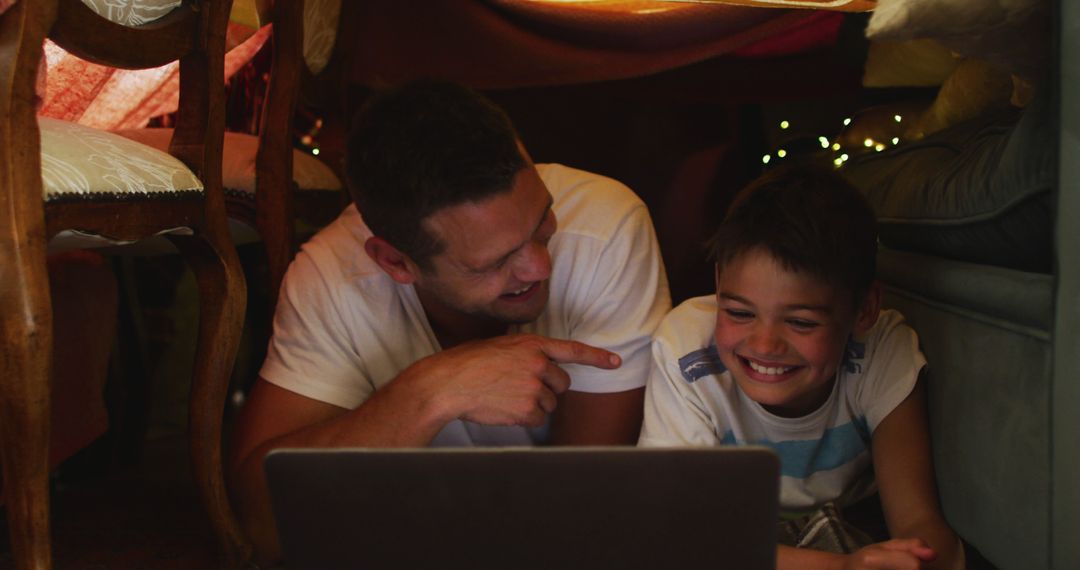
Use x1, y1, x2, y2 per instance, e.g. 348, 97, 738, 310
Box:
854, 281, 882, 334
364, 237, 420, 285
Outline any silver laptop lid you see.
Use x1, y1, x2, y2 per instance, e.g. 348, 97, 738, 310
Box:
266, 446, 779, 570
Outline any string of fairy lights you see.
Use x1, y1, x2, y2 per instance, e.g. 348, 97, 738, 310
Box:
298, 117, 324, 156
761, 113, 906, 168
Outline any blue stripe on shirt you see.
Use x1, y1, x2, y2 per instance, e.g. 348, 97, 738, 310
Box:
722, 417, 871, 478
678, 346, 726, 383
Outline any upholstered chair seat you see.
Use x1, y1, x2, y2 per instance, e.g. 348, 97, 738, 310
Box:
41, 117, 205, 250
115, 127, 344, 244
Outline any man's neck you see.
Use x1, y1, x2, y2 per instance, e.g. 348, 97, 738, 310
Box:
416, 288, 507, 349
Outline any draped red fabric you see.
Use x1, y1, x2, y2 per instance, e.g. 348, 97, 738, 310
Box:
38, 23, 271, 129
344, 0, 845, 89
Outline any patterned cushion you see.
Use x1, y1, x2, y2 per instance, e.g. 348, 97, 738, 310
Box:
39, 117, 203, 202
79, 0, 181, 26
113, 128, 343, 198
304, 0, 341, 75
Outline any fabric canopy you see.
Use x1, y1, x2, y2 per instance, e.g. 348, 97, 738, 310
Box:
344, 0, 853, 90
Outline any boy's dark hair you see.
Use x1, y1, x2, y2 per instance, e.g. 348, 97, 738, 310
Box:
708, 164, 878, 302
345, 80, 526, 270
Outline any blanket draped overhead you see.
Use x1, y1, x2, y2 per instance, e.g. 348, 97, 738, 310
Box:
344, 0, 866, 89
20, 0, 871, 129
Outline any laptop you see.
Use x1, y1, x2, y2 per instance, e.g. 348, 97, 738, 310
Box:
265, 446, 779, 570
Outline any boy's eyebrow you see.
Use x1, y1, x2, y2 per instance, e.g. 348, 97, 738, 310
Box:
784, 303, 833, 315
718, 292, 833, 314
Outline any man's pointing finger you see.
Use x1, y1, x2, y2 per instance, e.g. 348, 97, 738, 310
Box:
538, 338, 621, 369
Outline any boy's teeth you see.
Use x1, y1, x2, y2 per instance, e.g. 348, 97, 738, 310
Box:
749, 361, 791, 375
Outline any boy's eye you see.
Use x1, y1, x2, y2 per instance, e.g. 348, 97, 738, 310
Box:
787, 319, 820, 330
724, 309, 754, 321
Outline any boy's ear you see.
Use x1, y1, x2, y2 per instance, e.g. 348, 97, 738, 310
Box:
854, 281, 883, 334
364, 237, 421, 285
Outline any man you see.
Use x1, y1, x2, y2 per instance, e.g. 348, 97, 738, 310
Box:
229, 80, 671, 563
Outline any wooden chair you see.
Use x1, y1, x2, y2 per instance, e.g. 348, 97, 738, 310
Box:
0, 0, 250, 567
117, 0, 346, 311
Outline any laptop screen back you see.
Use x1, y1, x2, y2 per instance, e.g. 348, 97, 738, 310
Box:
266, 446, 779, 570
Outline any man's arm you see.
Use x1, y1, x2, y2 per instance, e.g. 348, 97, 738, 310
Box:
228, 334, 621, 565
546, 194, 670, 446
549, 388, 644, 445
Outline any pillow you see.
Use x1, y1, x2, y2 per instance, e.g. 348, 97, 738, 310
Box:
840, 91, 1054, 273
865, 0, 1050, 80
862, 39, 959, 88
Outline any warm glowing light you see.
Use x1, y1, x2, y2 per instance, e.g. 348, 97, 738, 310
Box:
843, 118, 852, 126
834, 157, 844, 167
892, 137, 900, 145
312, 148, 321, 155
762, 154, 771, 164
894, 115, 902, 123
840, 153, 849, 161
819, 136, 830, 149
780, 120, 790, 130
863, 138, 874, 147
777, 149, 787, 158
875, 143, 886, 152
832, 143, 841, 151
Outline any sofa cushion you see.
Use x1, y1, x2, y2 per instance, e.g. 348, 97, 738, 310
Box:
841, 92, 1054, 273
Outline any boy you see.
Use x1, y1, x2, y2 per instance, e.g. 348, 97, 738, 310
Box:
639, 165, 964, 569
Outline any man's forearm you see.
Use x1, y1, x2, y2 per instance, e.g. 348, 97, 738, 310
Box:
229, 373, 452, 565
549, 388, 645, 445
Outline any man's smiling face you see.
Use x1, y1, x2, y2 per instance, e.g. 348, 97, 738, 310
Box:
414, 163, 557, 331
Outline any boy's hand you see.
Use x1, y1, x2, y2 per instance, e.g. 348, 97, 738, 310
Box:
843, 538, 937, 569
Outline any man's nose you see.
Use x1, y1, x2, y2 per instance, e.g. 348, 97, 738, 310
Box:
513, 240, 552, 283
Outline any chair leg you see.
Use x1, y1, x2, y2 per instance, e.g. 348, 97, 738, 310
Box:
0, 254, 54, 570
172, 234, 251, 568
260, 219, 292, 315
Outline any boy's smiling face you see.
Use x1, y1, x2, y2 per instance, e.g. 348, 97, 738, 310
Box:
713, 248, 878, 418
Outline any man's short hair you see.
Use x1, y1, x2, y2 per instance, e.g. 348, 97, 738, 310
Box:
708, 164, 878, 302
345, 80, 526, 270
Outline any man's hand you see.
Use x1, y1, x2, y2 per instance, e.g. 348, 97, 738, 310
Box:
403, 334, 622, 428
842, 538, 937, 570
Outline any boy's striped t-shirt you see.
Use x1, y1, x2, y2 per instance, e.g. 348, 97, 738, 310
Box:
639, 297, 924, 513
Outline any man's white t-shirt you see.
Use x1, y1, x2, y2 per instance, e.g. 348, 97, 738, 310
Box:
261, 163, 671, 446
639, 296, 924, 513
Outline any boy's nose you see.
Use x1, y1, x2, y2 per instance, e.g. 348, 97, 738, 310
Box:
747, 325, 786, 356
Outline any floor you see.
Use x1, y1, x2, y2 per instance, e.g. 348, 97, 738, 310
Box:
0, 434, 220, 570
